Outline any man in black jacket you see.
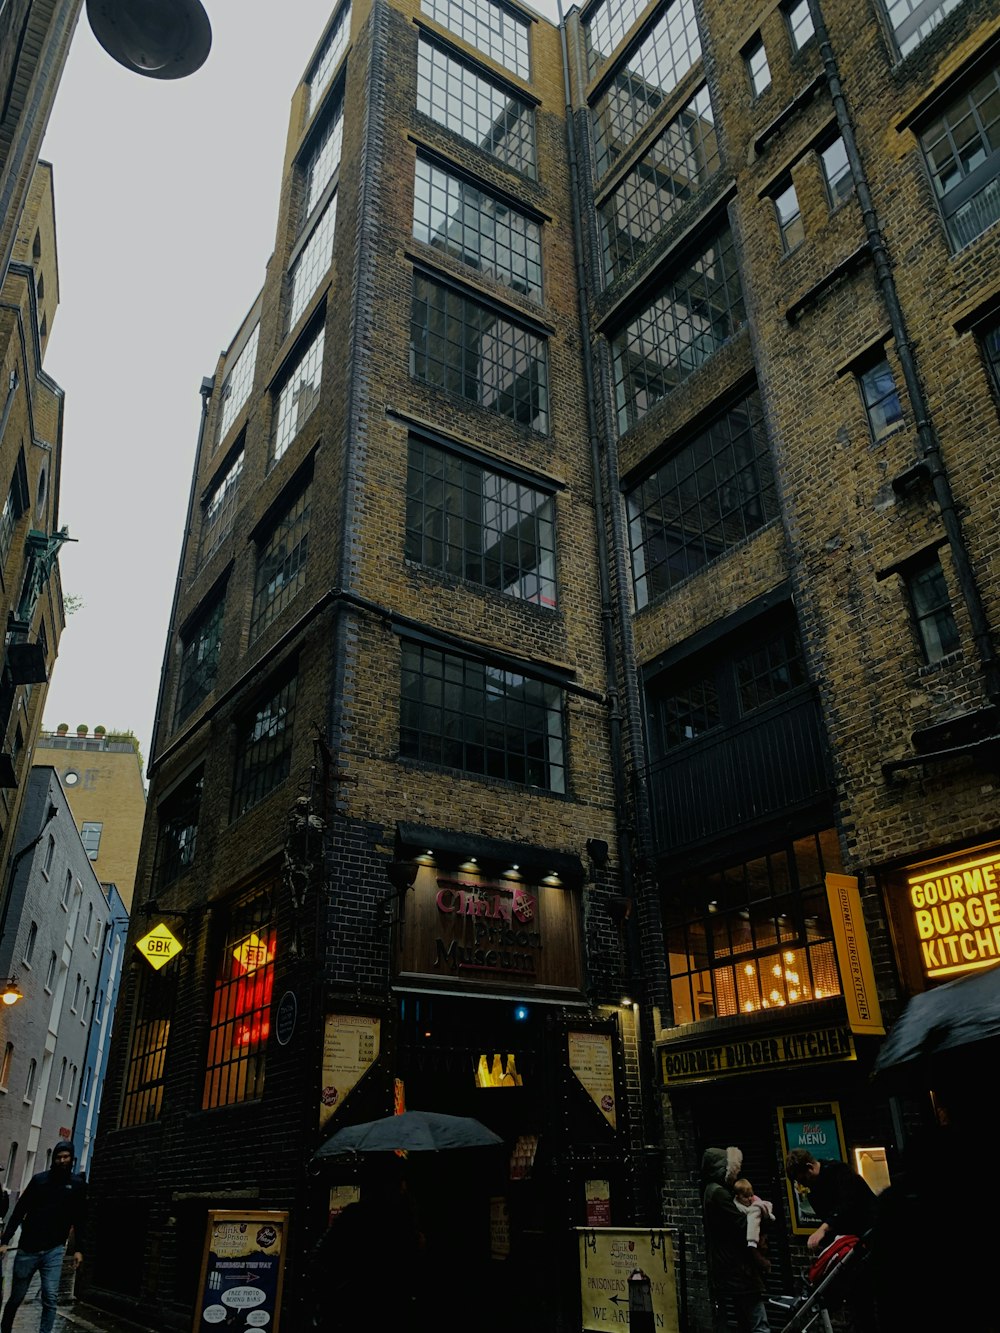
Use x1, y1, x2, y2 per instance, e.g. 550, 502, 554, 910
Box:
0, 1140, 87, 1333
784, 1149, 876, 1253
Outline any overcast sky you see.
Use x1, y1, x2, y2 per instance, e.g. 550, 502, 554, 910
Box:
39, 0, 561, 771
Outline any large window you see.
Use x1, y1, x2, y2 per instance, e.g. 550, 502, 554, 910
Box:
421, 0, 530, 80
627, 390, 778, 608
583, 0, 648, 79
417, 39, 536, 178
884, 0, 964, 58
591, 0, 702, 179
410, 274, 549, 431
287, 197, 337, 334
774, 182, 804, 251
156, 769, 203, 887
599, 85, 720, 285
203, 890, 276, 1110
405, 435, 556, 605
302, 99, 345, 226
121, 965, 176, 1127
174, 591, 226, 727
199, 446, 245, 569
611, 224, 745, 434
665, 830, 843, 1026
250, 482, 312, 641
400, 641, 566, 792
413, 157, 542, 301
982, 316, 1000, 397
857, 357, 904, 441
215, 325, 259, 448
272, 325, 325, 466
745, 36, 771, 98
231, 671, 298, 819
784, 0, 815, 51
920, 63, 1000, 250
307, 2, 351, 119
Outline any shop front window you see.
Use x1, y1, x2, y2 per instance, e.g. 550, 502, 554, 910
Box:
665, 830, 843, 1026
202, 890, 276, 1110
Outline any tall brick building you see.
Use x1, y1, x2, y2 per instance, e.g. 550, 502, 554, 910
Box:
89, 0, 1000, 1328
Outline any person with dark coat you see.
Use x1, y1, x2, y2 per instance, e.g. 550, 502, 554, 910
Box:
0, 1140, 87, 1333
701, 1146, 770, 1333
784, 1150, 876, 1253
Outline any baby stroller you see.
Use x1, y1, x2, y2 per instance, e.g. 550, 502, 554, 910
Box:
767, 1233, 869, 1333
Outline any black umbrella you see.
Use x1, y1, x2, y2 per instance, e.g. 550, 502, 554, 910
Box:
872, 962, 1000, 1085
313, 1109, 503, 1157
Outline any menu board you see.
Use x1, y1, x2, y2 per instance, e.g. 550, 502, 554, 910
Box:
568, 1031, 616, 1130
319, 1015, 380, 1129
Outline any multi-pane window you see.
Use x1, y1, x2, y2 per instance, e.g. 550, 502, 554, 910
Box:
745, 37, 771, 97
858, 357, 904, 440
80, 822, 102, 860
24, 1058, 36, 1101
591, 0, 702, 179
157, 770, 203, 887
410, 274, 549, 431
0, 483, 17, 569
287, 196, 337, 334
0, 1043, 11, 1087
774, 182, 804, 250
43, 834, 54, 875
302, 99, 345, 225
417, 39, 536, 178
884, 0, 963, 58
611, 225, 745, 434
174, 591, 226, 727
820, 137, 853, 207
665, 831, 843, 1026
421, 0, 530, 80
231, 672, 298, 819
307, 1, 351, 119
906, 553, 960, 662
583, 0, 648, 79
919, 64, 1000, 250
61, 869, 72, 907
23, 920, 37, 966
202, 890, 276, 1110
250, 482, 312, 641
121, 965, 176, 1127
982, 317, 1000, 397
627, 391, 778, 609
405, 436, 556, 606
600, 85, 720, 285
272, 325, 325, 466
784, 0, 815, 51
44, 952, 56, 990
215, 325, 259, 448
413, 158, 542, 301
199, 447, 245, 569
84, 903, 93, 940
400, 641, 567, 792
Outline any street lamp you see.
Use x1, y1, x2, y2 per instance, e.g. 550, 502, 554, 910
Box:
86, 0, 212, 79
1, 977, 23, 1006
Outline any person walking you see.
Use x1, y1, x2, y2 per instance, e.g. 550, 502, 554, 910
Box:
0, 1140, 87, 1333
701, 1146, 770, 1333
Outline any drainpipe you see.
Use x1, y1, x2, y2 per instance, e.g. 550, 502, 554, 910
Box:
147, 377, 214, 774
807, 0, 1000, 706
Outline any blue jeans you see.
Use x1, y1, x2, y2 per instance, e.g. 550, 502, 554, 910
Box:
1, 1245, 65, 1333
732, 1291, 770, 1333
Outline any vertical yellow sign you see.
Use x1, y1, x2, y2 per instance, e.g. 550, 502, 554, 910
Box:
825, 874, 884, 1035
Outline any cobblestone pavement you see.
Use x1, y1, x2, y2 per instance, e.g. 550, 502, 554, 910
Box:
3, 1298, 156, 1333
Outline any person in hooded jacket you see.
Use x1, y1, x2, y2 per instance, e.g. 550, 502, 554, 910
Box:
0, 1140, 87, 1333
701, 1146, 770, 1333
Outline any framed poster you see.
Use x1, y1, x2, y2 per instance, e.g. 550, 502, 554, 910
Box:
776, 1102, 847, 1235
192, 1210, 288, 1331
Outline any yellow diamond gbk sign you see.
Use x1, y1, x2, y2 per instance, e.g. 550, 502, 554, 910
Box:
136, 923, 183, 970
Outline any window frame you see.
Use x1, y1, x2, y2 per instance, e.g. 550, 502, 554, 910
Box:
903, 550, 961, 664
745, 36, 771, 98
174, 587, 227, 729
271, 322, 326, 467
231, 669, 298, 821
918, 61, 1000, 251
202, 888, 276, 1111
857, 355, 904, 441
819, 135, 853, 209
774, 180, 805, 251
120, 963, 177, 1128
250, 478, 312, 641
783, 0, 815, 52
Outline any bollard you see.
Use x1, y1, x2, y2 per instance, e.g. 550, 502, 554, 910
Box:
628, 1267, 655, 1333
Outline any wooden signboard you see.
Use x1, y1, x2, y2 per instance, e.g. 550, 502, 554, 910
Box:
192, 1210, 288, 1332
